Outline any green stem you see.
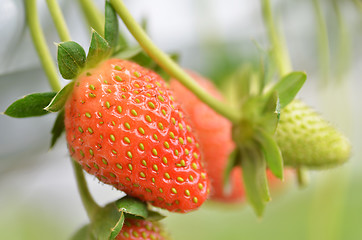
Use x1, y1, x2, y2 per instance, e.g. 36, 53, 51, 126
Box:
25, 0, 61, 92
261, 0, 292, 76
110, 0, 241, 124
352, 0, 362, 12
312, 0, 330, 86
45, 0, 71, 42
78, 0, 105, 36
333, 0, 350, 83
72, 159, 100, 220
296, 167, 309, 188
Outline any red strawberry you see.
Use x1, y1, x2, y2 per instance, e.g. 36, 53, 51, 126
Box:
116, 219, 168, 240
64, 59, 209, 213
170, 72, 241, 202
170, 71, 291, 203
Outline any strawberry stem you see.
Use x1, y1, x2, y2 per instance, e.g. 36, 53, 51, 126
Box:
353, 0, 362, 11
261, 0, 292, 76
110, 0, 242, 124
312, 0, 330, 86
72, 160, 101, 219
45, 0, 71, 42
25, 0, 61, 91
78, 0, 105, 36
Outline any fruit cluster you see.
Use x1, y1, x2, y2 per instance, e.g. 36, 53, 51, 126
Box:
4, 0, 352, 239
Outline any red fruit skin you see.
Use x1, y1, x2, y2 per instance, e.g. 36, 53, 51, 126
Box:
65, 59, 209, 213
170, 72, 242, 202
170, 71, 291, 203
116, 219, 168, 240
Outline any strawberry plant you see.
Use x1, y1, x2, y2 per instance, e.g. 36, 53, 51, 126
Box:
170, 71, 292, 203
2, 0, 353, 239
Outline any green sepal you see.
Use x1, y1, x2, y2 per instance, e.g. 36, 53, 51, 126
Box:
4, 92, 56, 118
115, 196, 148, 219
57, 41, 86, 79
70, 224, 95, 240
261, 91, 279, 133
105, 1, 119, 50
114, 28, 128, 53
50, 110, 65, 149
240, 146, 270, 217
146, 210, 166, 221
269, 71, 306, 108
91, 203, 125, 240
45, 81, 75, 112
223, 149, 240, 195
86, 30, 111, 68
255, 129, 284, 180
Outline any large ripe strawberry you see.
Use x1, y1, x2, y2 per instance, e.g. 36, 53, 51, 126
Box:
116, 219, 169, 240
170, 72, 290, 203
275, 100, 351, 168
64, 59, 209, 213
170, 72, 241, 202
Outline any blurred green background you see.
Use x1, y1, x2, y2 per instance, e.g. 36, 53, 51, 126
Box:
0, 0, 361, 239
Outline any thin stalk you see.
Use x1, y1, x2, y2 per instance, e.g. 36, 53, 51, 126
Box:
352, 0, 362, 12
296, 167, 309, 188
72, 160, 101, 220
46, 0, 71, 42
312, 0, 330, 86
261, 0, 292, 76
78, 0, 104, 35
25, 0, 61, 91
110, 0, 241, 124
333, 0, 350, 83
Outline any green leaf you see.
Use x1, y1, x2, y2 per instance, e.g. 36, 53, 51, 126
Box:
240, 146, 270, 217
223, 149, 239, 195
86, 30, 111, 68
45, 81, 75, 112
146, 210, 166, 221
57, 41, 86, 79
50, 110, 65, 148
4, 92, 56, 118
105, 1, 119, 50
224, 65, 254, 109
115, 196, 148, 219
256, 129, 284, 180
114, 46, 143, 60
70, 224, 95, 240
271, 71, 306, 108
91, 203, 125, 240
130, 51, 154, 68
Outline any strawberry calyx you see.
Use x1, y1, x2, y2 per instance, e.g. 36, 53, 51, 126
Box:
223, 65, 306, 216
70, 195, 166, 240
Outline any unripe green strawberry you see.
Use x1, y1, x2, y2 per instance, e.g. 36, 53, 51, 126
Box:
65, 59, 209, 213
170, 71, 292, 203
116, 219, 169, 240
275, 100, 351, 168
